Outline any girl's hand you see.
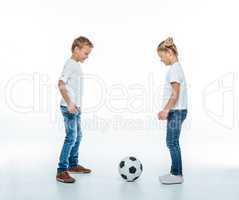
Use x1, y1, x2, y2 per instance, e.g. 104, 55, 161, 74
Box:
158, 109, 169, 120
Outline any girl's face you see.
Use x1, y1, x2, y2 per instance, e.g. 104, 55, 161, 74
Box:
157, 50, 173, 66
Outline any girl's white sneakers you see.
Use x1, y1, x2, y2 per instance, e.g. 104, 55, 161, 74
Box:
159, 174, 184, 185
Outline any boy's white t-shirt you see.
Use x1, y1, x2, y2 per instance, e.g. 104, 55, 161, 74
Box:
59, 58, 83, 108
162, 62, 188, 110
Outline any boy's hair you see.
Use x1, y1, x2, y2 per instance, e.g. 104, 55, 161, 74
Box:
71, 36, 94, 52
157, 37, 178, 57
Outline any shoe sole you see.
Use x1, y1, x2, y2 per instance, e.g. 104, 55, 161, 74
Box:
159, 176, 184, 185
161, 182, 183, 185
56, 178, 75, 183
68, 171, 91, 174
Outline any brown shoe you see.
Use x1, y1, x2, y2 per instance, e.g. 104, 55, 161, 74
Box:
56, 171, 76, 183
68, 165, 92, 174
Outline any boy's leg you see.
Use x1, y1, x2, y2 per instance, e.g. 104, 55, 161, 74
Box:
68, 111, 82, 167
68, 108, 92, 174
57, 106, 78, 173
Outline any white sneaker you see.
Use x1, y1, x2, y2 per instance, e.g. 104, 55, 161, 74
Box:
159, 174, 184, 185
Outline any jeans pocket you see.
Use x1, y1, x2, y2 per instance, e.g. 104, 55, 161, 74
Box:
60, 106, 76, 118
183, 110, 187, 120
60, 105, 68, 112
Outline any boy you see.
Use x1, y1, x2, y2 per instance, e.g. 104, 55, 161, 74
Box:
56, 36, 93, 183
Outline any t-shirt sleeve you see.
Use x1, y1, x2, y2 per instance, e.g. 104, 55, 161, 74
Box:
59, 64, 74, 83
168, 67, 182, 84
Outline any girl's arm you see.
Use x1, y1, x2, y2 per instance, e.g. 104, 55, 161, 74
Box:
158, 82, 180, 120
164, 82, 180, 112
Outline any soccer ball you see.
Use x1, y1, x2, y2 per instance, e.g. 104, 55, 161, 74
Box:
118, 156, 143, 182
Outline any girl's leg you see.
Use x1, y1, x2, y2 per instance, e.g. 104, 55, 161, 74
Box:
166, 110, 187, 176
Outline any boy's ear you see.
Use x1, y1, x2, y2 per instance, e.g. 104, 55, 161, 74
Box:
74, 46, 78, 52
73, 46, 80, 52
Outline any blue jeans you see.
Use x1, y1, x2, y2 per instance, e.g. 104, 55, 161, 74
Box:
166, 109, 187, 176
57, 105, 82, 173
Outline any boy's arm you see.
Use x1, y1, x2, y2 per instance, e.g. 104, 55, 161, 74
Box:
58, 80, 78, 113
158, 82, 180, 120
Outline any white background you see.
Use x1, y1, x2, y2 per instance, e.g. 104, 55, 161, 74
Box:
0, 0, 239, 199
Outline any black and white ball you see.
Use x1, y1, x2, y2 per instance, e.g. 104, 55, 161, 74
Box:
118, 156, 143, 182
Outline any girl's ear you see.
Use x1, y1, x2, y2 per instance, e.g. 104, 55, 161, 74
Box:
168, 49, 174, 57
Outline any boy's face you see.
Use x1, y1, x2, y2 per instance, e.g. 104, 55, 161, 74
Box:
74, 45, 92, 63
157, 50, 172, 66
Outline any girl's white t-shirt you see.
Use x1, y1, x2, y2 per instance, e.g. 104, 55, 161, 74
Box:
162, 62, 188, 110
59, 58, 83, 108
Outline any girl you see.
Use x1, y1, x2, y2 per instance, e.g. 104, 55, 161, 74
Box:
157, 37, 188, 184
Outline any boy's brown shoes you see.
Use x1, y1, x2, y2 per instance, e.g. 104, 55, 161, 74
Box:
56, 171, 76, 183
68, 165, 92, 174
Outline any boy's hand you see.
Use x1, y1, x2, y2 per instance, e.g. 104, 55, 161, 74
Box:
67, 102, 78, 114
158, 109, 169, 120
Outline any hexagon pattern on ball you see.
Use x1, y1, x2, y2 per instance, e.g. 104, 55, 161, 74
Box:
118, 156, 143, 182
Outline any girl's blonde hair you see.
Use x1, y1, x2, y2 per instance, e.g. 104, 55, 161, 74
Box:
157, 37, 178, 57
